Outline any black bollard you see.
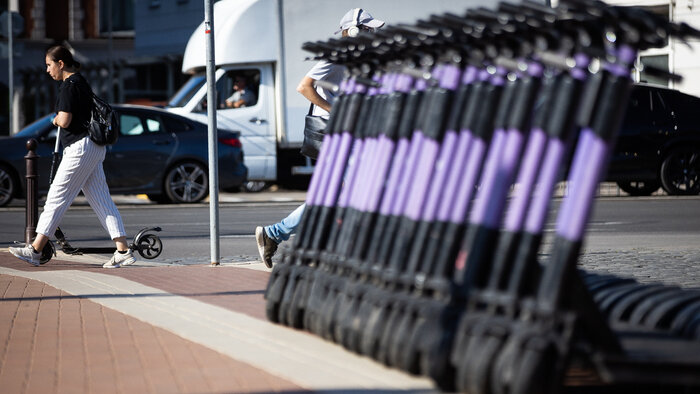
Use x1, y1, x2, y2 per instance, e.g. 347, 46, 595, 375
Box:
24, 139, 39, 245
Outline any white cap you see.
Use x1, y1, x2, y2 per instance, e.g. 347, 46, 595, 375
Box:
335, 8, 385, 34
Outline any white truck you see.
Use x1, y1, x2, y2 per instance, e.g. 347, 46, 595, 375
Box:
166, 0, 482, 189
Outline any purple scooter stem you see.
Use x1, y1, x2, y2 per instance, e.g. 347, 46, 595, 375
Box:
335, 78, 384, 210
555, 46, 636, 243
447, 68, 502, 224
322, 82, 366, 208
344, 74, 395, 211
430, 65, 480, 223
311, 78, 357, 207
361, 73, 414, 213
379, 77, 429, 217
403, 64, 462, 221
304, 79, 351, 207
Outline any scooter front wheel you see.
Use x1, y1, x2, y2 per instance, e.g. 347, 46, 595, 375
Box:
135, 234, 163, 259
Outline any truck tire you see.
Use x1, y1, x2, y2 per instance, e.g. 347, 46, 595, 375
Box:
244, 181, 269, 193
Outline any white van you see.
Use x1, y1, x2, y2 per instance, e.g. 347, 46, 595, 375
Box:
167, 0, 480, 188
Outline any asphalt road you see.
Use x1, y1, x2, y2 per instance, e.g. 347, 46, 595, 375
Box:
1, 195, 699, 284
0, 197, 303, 265
571, 196, 700, 249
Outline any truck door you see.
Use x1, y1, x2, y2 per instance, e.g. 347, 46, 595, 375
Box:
192, 65, 277, 181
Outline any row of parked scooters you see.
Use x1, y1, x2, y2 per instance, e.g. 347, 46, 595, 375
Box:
265, 0, 700, 392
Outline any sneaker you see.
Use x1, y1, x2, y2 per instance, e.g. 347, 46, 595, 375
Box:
255, 226, 278, 268
103, 250, 136, 269
9, 245, 41, 266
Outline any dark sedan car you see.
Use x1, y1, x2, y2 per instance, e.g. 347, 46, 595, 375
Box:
608, 84, 700, 196
0, 105, 247, 206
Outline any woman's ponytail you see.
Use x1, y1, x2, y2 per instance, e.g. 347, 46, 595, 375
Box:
46, 45, 80, 70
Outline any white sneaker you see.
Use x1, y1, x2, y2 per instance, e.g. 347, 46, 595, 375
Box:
9, 245, 42, 266
103, 250, 136, 268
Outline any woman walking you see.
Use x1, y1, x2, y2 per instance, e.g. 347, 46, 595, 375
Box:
10, 45, 134, 268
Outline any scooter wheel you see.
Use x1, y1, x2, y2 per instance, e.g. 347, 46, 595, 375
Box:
511, 342, 558, 394
39, 241, 55, 265
136, 234, 163, 259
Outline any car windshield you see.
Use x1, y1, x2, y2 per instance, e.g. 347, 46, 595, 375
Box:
167, 74, 206, 108
14, 115, 54, 138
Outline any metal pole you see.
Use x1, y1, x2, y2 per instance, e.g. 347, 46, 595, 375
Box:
25, 139, 38, 244
204, 0, 220, 266
8, 10, 13, 135
108, 0, 114, 102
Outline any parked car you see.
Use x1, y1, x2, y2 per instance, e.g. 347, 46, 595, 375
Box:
608, 83, 700, 196
0, 105, 247, 207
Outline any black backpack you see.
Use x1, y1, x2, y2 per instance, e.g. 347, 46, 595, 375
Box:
69, 77, 119, 146
87, 92, 119, 146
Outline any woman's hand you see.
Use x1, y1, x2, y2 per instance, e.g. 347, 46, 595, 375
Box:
53, 111, 73, 128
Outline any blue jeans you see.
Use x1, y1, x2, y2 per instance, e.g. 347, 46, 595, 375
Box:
265, 203, 306, 244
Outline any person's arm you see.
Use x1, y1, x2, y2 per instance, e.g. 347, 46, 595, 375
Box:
53, 111, 73, 128
297, 76, 331, 113
226, 98, 246, 108
225, 91, 252, 108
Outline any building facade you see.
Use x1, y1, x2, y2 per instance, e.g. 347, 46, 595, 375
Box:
1, 0, 204, 136
556, 0, 700, 96
4, 0, 699, 136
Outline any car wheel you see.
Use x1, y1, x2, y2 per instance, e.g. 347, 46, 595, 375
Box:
244, 181, 269, 193
616, 180, 660, 196
164, 161, 209, 203
660, 147, 700, 195
0, 164, 16, 207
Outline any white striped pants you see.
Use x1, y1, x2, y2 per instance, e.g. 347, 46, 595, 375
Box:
36, 136, 126, 240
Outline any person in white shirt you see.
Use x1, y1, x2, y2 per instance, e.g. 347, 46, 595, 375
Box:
225, 76, 256, 108
255, 8, 385, 268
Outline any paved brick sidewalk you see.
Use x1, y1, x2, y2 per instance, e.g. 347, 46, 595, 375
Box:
0, 251, 435, 393
0, 275, 300, 393
2, 241, 698, 394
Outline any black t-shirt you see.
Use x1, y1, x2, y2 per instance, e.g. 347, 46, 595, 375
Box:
55, 73, 92, 148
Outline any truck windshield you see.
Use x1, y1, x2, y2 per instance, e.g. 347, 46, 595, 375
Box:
167, 74, 206, 108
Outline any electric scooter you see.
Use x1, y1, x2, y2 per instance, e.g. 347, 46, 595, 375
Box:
31, 126, 163, 265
